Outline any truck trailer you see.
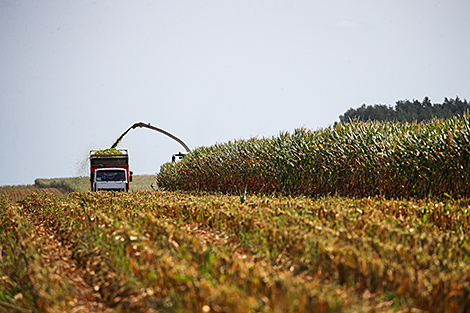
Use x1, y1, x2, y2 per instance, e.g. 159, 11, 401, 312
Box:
90, 149, 132, 191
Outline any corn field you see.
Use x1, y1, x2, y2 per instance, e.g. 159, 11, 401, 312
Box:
1, 191, 469, 312
2, 116, 470, 312
0, 185, 66, 202
157, 115, 470, 199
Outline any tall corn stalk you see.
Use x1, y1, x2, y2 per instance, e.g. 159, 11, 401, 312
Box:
157, 114, 470, 199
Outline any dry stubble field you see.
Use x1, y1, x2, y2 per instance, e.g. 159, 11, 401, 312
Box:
1, 190, 469, 313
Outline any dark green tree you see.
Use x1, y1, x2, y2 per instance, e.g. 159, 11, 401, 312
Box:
339, 97, 469, 123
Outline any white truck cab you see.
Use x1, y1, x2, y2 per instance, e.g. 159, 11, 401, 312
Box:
93, 168, 129, 192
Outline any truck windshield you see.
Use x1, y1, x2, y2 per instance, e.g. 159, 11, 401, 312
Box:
96, 170, 126, 182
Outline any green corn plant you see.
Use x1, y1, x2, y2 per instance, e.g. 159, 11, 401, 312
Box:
157, 114, 470, 199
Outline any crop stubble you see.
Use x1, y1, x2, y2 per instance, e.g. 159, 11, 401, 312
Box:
1, 191, 468, 312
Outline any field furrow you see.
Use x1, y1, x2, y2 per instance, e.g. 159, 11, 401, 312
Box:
3, 191, 468, 312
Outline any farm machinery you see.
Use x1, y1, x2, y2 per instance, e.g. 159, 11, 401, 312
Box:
90, 149, 132, 192
110, 122, 191, 153
90, 122, 190, 191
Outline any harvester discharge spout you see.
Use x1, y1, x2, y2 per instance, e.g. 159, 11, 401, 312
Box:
110, 122, 191, 153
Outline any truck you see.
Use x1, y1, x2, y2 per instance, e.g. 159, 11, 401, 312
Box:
90, 149, 133, 191
91, 122, 190, 192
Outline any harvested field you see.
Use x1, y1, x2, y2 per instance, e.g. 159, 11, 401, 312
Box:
1, 191, 468, 312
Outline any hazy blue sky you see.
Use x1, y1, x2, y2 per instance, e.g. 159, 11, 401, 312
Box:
1, 0, 469, 186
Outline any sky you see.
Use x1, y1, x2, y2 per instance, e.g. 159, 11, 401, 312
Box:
1, 0, 469, 186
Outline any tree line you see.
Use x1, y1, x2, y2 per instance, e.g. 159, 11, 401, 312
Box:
339, 97, 469, 123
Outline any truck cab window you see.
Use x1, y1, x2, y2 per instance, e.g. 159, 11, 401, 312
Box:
96, 170, 126, 181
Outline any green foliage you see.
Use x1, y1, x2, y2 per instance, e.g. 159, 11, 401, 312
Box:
156, 114, 470, 199
339, 96, 470, 122
35, 178, 76, 193
92, 148, 124, 155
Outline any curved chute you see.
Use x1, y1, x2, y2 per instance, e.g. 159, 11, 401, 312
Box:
110, 122, 191, 153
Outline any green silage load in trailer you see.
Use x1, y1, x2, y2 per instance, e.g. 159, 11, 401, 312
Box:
92, 148, 124, 156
